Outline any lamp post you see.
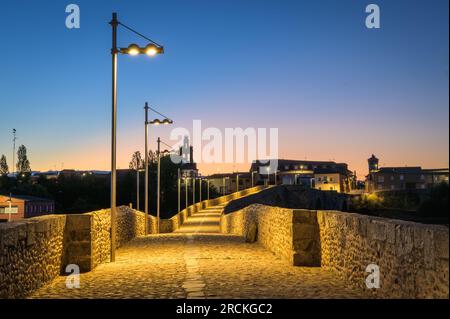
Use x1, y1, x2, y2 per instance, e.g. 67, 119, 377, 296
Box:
251, 170, 257, 187
199, 176, 202, 202
185, 176, 189, 209
222, 176, 230, 195
177, 168, 181, 213
144, 103, 149, 236
7, 193, 12, 222
144, 105, 173, 235
157, 137, 161, 233
136, 168, 144, 211
192, 176, 196, 204
207, 179, 210, 200
236, 174, 240, 192
12, 129, 16, 177
109, 12, 164, 261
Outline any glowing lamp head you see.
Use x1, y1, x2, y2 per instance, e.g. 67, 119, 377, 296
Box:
127, 44, 140, 56
145, 44, 158, 56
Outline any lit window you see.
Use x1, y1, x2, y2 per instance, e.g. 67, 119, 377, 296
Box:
400, 175, 404, 181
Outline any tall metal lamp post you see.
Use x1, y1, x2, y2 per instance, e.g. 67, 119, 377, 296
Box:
184, 175, 189, 209
136, 168, 144, 211
110, 12, 164, 261
156, 139, 173, 233
144, 103, 173, 235
177, 168, 181, 213
199, 175, 202, 202
251, 170, 257, 187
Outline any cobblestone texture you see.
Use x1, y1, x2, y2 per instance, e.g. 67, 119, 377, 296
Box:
30, 205, 367, 299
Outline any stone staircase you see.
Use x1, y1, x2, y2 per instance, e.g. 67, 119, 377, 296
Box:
174, 204, 226, 234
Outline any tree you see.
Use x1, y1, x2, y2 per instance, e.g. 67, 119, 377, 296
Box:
129, 151, 144, 170
16, 145, 31, 173
0, 155, 8, 174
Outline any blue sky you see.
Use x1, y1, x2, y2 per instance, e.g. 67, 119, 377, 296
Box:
0, 0, 448, 176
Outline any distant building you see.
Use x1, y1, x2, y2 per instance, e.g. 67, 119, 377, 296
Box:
365, 155, 449, 192
31, 171, 59, 180
250, 159, 356, 193
205, 172, 252, 195
0, 195, 55, 221
178, 137, 198, 178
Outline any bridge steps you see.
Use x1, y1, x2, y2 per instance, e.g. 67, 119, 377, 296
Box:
174, 204, 226, 234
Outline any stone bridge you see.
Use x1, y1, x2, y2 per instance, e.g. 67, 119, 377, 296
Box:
0, 186, 448, 299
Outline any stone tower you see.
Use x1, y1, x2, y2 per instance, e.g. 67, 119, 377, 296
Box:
368, 154, 379, 172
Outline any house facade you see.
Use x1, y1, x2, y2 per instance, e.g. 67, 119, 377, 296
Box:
205, 173, 252, 195
365, 155, 449, 192
250, 159, 356, 193
0, 195, 55, 222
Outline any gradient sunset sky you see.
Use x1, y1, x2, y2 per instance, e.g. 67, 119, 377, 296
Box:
0, 0, 448, 178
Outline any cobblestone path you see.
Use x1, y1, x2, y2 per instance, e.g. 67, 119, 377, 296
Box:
30, 204, 367, 299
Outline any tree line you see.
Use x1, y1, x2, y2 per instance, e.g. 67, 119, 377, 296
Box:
0, 145, 31, 175
0, 148, 220, 218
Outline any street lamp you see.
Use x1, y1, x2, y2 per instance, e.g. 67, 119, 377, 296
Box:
156, 139, 173, 234
199, 175, 202, 202
223, 176, 230, 195
7, 193, 12, 222
177, 168, 181, 213
184, 175, 189, 209
136, 168, 144, 211
144, 104, 173, 235
109, 12, 164, 262
192, 176, 196, 204
251, 170, 257, 187
236, 174, 240, 192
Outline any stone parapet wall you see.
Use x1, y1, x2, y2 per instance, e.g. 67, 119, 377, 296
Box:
65, 206, 158, 272
317, 210, 449, 298
0, 215, 66, 298
161, 186, 269, 233
221, 204, 320, 266
0, 206, 158, 298
221, 204, 449, 298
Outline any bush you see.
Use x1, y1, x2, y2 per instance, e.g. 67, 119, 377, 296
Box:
418, 182, 449, 219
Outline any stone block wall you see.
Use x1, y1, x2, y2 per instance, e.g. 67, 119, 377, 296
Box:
160, 202, 205, 233
317, 211, 449, 298
64, 206, 158, 272
0, 206, 158, 297
221, 204, 449, 298
221, 204, 320, 266
159, 186, 268, 233
0, 215, 66, 298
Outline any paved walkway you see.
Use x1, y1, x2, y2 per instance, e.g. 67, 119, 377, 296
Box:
30, 204, 366, 299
